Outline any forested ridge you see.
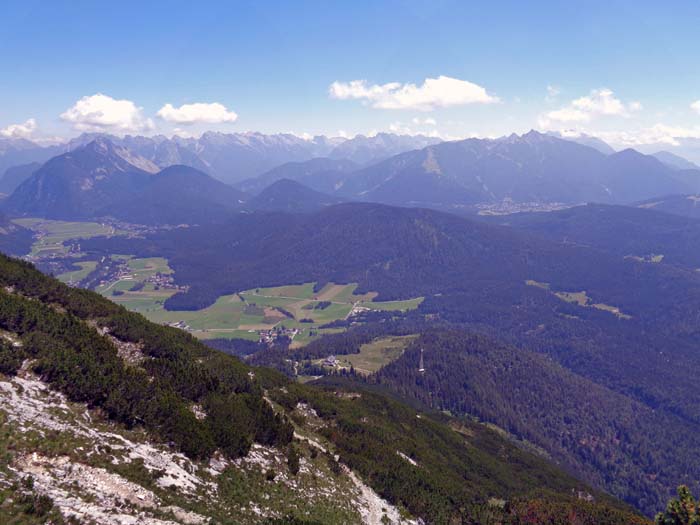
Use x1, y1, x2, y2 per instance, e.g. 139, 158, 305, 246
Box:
266, 377, 648, 525
280, 315, 700, 515
0, 212, 32, 256
0, 253, 292, 459
487, 203, 700, 269
77, 202, 700, 514
0, 253, 651, 524
80, 203, 700, 427
375, 330, 700, 514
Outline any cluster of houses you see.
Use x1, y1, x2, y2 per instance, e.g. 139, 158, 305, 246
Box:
323, 355, 338, 367
476, 198, 568, 216
96, 260, 132, 287
108, 220, 159, 236
168, 320, 191, 330
145, 272, 186, 291
258, 326, 300, 345
349, 304, 371, 317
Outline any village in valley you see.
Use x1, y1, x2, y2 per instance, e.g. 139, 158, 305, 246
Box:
9, 216, 423, 354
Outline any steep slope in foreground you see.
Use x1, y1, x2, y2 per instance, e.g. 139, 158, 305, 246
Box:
0, 254, 646, 524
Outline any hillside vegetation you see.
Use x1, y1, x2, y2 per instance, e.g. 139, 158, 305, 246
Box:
81, 202, 700, 515
0, 253, 648, 524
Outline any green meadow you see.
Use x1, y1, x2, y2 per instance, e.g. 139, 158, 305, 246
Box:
13, 218, 126, 257
98, 265, 423, 345
57, 261, 98, 284
330, 334, 419, 375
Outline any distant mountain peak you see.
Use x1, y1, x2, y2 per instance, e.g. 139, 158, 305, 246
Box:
523, 129, 546, 139
652, 150, 700, 171
613, 148, 646, 159
329, 133, 442, 166
249, 177, 344, 212
76, 138, 160, 174
497, 130, 556, 146
157, 163, 210, 178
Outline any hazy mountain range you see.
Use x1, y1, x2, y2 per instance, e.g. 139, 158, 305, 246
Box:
0, 131, 440, 186
248, 130, 700, 208
2, 138, 347, 223
4, 130, 700, 225
0, 137, 63, 181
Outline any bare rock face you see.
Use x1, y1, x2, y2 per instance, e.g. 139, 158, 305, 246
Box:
0, 366, 415, 524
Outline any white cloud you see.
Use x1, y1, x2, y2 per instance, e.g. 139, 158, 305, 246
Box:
157, 102, 238, 125
61, 93, 154, 133
598, 124, 700, 147
0, 118, 38, 140
543, 123, 700, 149
543, 107, 590, 123
691, 100, 700, 115
571, 88, 628, 116
388, 122, 413, 135
387, 121, 460, 140
170, 127, 200, 139
539, 88, 641, 128
329, 75, 499, 111
412, 117, 437, 126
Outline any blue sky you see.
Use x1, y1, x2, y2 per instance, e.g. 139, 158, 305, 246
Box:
2, 0, 700, 148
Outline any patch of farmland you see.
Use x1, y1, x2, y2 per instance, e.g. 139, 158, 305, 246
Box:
98, 276, 423, 345
319, 335, 418, 375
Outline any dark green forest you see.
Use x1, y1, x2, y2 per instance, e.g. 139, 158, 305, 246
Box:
0, 253, 651, 524
78, 202, 700, 515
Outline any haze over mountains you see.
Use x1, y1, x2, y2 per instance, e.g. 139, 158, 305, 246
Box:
9, 1, 700, 522
4, 129, 700, 226
5, 138, 160, 220
248, 178, 344, 212
245, 131, 700, 209
0, 137, 63, 180
5, 125, 700, 521
0, 131, 440, 187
